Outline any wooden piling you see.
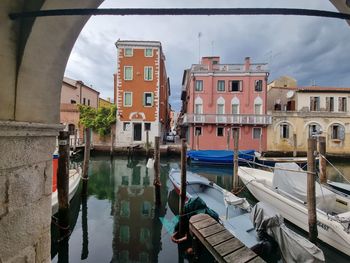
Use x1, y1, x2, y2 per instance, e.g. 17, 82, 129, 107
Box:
307, 137, 318, 244
73, 128, 77, 152
226, 128, 230, 150
154, 136, 161, 206
318, 136, 327, 184
233, 129, 239, 192
179, 139, 187, 238
82, 127, 91, 179
146, 130, 149, 157
196, 130, 199, 150
57, 131, 70, 232
293, 133, 297, 157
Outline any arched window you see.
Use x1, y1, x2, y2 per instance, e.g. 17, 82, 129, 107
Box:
308, 123, 322, 138
231, 97, 240, 114
280, 122, 290, 139
216, 97, 226, 123
254, 97, 263, 115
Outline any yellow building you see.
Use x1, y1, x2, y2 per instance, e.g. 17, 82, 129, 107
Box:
99, 97, 113, 108
267, 86, 350, 156
267, 75, 297, 91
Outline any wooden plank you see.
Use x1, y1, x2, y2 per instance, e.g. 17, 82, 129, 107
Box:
199, 223, 225, 238
224, 246, 257, 263
247, 256, 266, 263
214, 237, 244, 257
206, 230, 234, 246
189, 213, 210, 224
192, 217, 217, 230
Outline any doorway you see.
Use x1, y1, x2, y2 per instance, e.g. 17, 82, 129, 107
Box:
133, 123, 142, 141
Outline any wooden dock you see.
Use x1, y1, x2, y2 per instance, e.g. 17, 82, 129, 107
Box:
189, 214, 265, 263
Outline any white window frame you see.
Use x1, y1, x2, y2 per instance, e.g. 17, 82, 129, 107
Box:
143, 92, 154, 107
253, 127, 262, 139
124, 66, 133, 80
144, 48, 153, 57
255, 80, 263, 92
124, 48, 133, 57
144, 66, 153, 81
217, 80, 225, 92
123, 92, 133, 107
195, 80, 203, 91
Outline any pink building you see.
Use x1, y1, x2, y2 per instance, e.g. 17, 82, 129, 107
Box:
179, 57, 272, 151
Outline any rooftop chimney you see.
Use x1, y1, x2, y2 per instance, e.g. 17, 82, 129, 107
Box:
244, 57, 251, 71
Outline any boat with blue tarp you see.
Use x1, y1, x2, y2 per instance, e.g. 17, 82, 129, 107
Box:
187, 149, 255, 165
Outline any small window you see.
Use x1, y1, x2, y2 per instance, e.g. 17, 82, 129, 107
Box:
124, 92, 132, 107
145, 48, 153, 57
280, 123, 290, 139
232, 104, 239, 114
141, 201, 151, 217
212, 60, 218, 65
124, 48, 133, 57
87, 99, 90, 106
124, 66, 133, 80
338, 97, 347, 112
229, 81, 242, 92
123, 122, 130, 131
120, 201, 130, 218
70, 100, 76, 104
195, 80, 203, 91
254, 104, 262, 114
217, 80, 225, 92
143, 92, 153, 106
195, 127, 202, 136
310, 97, 320, 111
331, 124, 345, 140
232, 127, 240, 139
253, 128, 262, 139
255, 80, 263, 92
83, 98, 86, 105
144, 123, 151, 131
217, 127, 224, 136
144, 66, 153, 81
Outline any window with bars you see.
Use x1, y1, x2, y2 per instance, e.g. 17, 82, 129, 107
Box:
195, 80, 203, 91
144, 66, 153, 81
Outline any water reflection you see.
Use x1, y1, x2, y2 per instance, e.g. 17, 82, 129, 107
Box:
51, 155, 350, 263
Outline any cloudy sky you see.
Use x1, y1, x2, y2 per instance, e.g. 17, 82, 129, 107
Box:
65, 0, 350, 111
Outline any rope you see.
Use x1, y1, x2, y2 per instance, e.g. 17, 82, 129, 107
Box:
319, 153, 350, 184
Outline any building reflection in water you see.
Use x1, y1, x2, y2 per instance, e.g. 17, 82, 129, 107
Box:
111, 157, 167, 263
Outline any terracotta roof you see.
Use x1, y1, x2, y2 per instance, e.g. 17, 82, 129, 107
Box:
62, 76, 100, 94
296, 86, 350, 92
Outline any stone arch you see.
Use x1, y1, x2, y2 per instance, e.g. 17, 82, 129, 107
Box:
254, 96, 263, 105
231, 96, 240, 114
195, 96, 203, 104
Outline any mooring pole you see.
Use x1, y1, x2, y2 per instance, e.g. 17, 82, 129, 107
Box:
318, 136, 327, 184
146, 130, 149, 157
307, 137, 318, 244
57, 131, 70, 234
233, 129, 239, 192
226, 128, 230, 150
154, 136, 161, 206
293, 133, 297, 157
82, 127, 91, 194
196, 130, 199, 150
73, 128, 77, 152
179, 139, 187, 238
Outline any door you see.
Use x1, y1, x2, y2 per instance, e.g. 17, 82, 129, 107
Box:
133, 123, 142, 141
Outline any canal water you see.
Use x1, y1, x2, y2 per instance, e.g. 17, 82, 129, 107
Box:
51, 156, 350, 263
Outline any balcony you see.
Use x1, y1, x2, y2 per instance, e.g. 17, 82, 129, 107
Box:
181, 114, 272, 126
191, 63, 268, 73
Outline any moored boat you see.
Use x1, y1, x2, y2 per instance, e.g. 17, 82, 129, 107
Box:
187, 149, 255, 165
169, 169, 325, 262
238, 162, 350, 257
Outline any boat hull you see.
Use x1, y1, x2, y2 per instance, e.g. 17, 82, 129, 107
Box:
239, 167, 350, 256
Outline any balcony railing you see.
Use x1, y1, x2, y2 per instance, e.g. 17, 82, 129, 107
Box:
181, 114, 272, 125
191, 63, 268, 73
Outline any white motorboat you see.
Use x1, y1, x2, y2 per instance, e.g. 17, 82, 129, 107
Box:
238, 162, 350, 256
169, 169, 325, 262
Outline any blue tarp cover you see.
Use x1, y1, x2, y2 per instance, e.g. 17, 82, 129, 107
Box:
187, 150, 255, 164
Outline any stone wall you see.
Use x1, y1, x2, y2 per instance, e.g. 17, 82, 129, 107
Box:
0, 122, 61, 262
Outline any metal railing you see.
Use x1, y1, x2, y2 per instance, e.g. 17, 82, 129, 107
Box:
181, 113, 272, 125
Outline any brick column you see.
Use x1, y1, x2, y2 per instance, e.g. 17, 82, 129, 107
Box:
0, 121, 62, 263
